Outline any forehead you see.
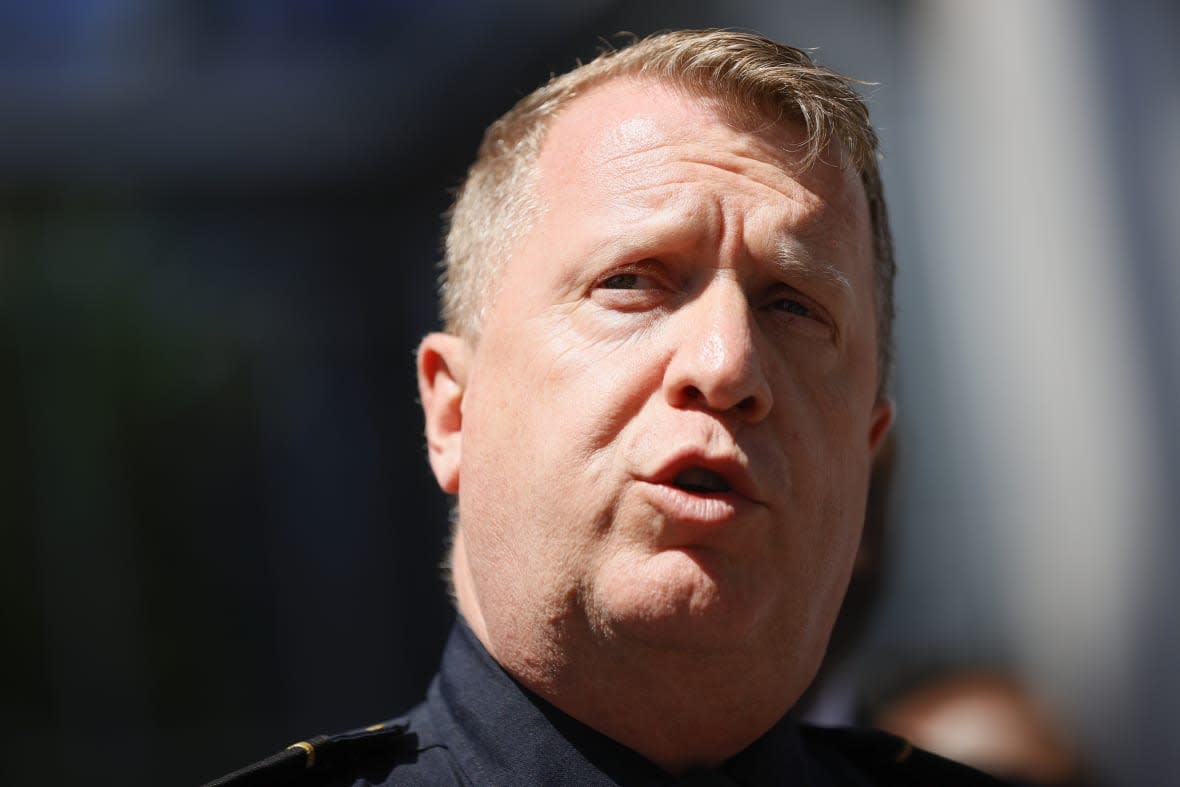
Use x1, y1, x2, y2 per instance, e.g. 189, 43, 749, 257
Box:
533, 78, 868, 249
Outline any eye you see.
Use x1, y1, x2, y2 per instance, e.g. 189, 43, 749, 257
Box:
599, 272, 657, 290
765, 285, 833, 340
601, 273, 645, 289
590, 264, 670, 314
772, 297, 812, 318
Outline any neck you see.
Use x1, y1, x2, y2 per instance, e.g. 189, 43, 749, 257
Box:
451, 534, 807, 773
547, 643, 794, 772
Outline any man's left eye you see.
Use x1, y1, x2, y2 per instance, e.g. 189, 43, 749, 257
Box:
773, 297, 812, 318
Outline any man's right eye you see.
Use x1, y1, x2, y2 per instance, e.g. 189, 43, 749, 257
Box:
600, 273, 644, 289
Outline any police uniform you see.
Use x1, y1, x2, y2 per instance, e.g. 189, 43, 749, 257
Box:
204, 621, 1007, 786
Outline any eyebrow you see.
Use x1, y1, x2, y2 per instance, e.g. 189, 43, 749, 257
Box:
773, 238, 854, 301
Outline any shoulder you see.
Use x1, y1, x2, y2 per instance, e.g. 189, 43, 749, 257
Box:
800, 725, 1011, 786
201, 715, 462, 787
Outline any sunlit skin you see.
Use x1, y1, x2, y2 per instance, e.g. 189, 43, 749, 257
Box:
418, 77, 893, 773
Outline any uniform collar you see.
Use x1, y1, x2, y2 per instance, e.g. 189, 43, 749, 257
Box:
425, 620, 821, 786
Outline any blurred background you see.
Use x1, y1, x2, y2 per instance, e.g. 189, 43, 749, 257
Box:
2, 1, 1176, 785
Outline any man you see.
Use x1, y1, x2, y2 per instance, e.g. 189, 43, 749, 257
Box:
209, 29, 1002, 786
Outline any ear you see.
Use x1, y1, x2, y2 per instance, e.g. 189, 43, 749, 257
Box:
867, 396, 895, 456
417, 332, 470, 494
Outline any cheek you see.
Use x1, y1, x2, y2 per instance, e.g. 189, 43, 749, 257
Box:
463, 327, 662, 525
774, 387, 873, 587
812, 451, 872, 595
536, 323, 668, 457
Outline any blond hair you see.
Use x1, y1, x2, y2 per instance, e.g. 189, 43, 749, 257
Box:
440, 29, 895, 392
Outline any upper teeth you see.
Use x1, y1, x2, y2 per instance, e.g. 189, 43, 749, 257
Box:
674, 467, 730, 493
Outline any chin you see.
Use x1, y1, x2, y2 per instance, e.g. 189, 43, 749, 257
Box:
592, 548, 776, 650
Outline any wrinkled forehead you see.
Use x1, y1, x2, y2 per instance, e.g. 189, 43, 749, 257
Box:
543, 78, 811, 170
533, 78, 868, 243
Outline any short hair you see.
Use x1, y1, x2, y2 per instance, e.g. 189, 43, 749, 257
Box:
440, 28, 895, 393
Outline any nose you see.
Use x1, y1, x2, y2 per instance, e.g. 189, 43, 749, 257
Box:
662, 279, 773, 422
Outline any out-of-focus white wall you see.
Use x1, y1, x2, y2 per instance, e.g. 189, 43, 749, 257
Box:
895, 3, 1174, 784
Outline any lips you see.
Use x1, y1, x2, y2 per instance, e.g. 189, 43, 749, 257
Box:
643, 452, 764, 518
671, 466, 732, 494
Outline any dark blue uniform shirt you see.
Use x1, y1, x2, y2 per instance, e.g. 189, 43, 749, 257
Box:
207, 621, 1004, 786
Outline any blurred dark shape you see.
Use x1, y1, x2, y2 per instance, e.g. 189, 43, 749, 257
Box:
874, 671, 1091, 786
795, 435, 1092, 785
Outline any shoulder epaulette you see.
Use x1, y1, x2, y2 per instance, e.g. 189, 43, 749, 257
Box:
201, 719, 412, 787
800, 725, 1009, 786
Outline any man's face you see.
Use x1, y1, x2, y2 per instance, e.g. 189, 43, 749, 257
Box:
422, 78, 892, 685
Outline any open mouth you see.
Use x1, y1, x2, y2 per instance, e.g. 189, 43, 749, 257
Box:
672, 467, 732, 494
